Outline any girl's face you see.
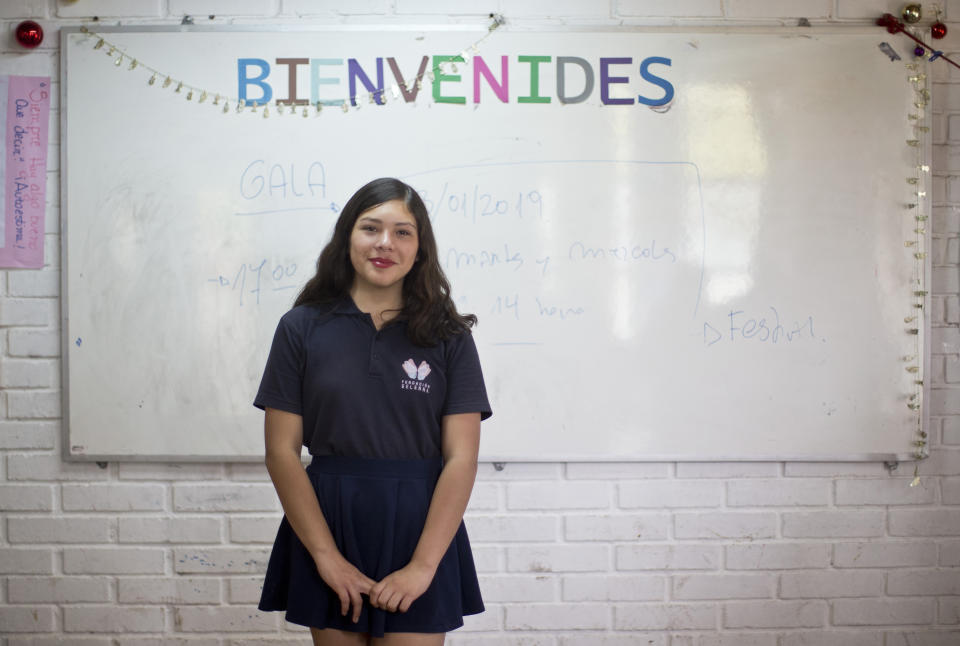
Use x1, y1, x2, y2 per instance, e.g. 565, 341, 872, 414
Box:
348, 199, 419, 296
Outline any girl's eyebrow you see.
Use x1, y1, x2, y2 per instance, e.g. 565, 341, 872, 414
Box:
357, 215, 417, 229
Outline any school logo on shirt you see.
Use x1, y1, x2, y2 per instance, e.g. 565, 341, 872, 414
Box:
401, 359, 432, 393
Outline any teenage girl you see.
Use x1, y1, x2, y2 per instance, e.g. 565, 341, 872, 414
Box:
255, 177, 491, 646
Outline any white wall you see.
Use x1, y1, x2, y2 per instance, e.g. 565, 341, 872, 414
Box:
1, 1, 959, 644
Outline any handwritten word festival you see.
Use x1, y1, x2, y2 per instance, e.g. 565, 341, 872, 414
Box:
236, 54, 675, 107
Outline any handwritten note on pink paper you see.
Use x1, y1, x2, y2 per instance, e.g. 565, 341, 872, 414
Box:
0, 75, 50, 268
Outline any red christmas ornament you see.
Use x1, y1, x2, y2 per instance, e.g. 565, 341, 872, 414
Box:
932, 21, 948, 39
877, 13, 905, 34
15, 21, 43, 49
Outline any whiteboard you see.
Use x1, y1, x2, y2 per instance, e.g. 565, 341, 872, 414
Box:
61, 27, 930, 461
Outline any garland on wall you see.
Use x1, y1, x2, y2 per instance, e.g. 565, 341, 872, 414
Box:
906, 59, 930, 484
877, 9, 938, 481
77, 14, 506, 117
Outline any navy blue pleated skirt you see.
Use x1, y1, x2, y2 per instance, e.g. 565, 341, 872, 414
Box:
258, 455, 484, 636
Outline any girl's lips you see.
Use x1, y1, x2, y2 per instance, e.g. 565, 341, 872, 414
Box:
370, 258, 396, 268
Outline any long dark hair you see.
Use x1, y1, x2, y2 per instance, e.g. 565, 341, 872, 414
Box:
295, 177, 476, 346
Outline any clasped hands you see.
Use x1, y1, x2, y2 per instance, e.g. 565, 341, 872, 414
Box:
315, 552, 435, 623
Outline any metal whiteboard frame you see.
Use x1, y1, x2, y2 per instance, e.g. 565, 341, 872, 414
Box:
59, 25, 931, 463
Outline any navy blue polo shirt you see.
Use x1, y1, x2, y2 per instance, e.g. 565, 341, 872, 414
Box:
254, 297, 492, 459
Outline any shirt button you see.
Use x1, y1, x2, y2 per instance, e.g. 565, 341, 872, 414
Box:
373, 354, 380, 360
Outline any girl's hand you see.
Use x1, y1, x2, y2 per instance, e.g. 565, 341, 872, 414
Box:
313, 551, 376, 623
369, 561, 435, 613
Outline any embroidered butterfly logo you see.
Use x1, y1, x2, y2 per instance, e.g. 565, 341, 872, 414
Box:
402, 359, 431, 381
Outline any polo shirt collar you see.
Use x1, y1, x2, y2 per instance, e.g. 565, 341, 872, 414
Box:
330, 295, 362, 316
330, 295, 408, 328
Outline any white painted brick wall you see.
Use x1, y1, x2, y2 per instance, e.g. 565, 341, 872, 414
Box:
469, 513, 560, 541
63, 548, 166, 574
564, 513, 669, 541
0, 0, 958, 643
7, 516, 114, 543
505, 603, 609, 631
782, 510, 887, 538
672, 573, 774, 600
62, 483, 166, 511
612, 603, 716, 630
0, 548, 54, 574
172, 547, 271, 574
8, 576, 113, 603
479, 574, 556, 602
617, 544, 721, 570
0, 606, 57, 632
562, 574, 663, 602
832, 540, 938, 567
118, 516, 222, 543
117, 577, 222, 604
779, 570, 884, 598
725, 543, 831, 569
227, 575, 264, 603
173, 605, 279, 632
62, 606, 167, 633
7, 328, 59, 357
779, 634, 883, 646
619, 480, 724, 508
940, 540, 960, 564
56, 0, 163, 19
723, 600, 826, 629
832, 598, 936, 625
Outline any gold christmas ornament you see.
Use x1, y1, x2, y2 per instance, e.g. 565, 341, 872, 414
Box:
902, 3, 922, 24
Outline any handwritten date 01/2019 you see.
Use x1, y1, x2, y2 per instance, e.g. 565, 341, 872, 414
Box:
703, 307, 818, 347
418, 182, 543, 223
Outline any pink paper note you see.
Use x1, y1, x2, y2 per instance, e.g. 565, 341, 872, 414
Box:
0, 75, 50, 268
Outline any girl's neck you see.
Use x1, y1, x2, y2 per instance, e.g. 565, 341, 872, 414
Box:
350, 284, 403, 329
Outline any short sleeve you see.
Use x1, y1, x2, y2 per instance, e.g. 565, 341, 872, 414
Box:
253, 311, 304, 415
442, 331, 492, 421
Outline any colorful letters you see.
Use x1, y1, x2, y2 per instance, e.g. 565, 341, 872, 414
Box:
236, 54, 674, 107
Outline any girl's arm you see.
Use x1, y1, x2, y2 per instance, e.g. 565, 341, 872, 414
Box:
264, 407, 375, 622
369, 411, 481, 613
